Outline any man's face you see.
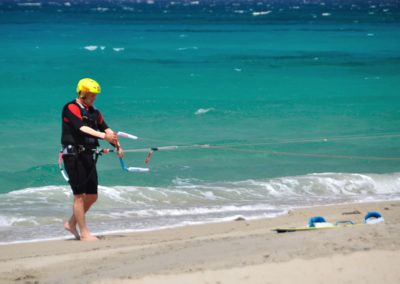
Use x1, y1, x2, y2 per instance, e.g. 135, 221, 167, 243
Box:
82, 92, 98, 106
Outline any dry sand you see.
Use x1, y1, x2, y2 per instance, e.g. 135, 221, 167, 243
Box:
1, 201, 400, 284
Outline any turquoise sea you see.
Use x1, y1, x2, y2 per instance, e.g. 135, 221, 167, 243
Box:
1, 0, 400, 244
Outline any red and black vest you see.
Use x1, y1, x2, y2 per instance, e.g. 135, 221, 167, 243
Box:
61, 100, 106, 148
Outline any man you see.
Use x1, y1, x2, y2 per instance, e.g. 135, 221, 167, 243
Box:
61, 78, 123, 241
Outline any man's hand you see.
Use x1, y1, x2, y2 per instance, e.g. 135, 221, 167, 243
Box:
104, 130, 123, 157
104, 132, 118, 144
116, 147, 124, 158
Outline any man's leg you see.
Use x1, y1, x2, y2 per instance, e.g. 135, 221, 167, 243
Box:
71, 194, 98, 241
64, 153, 99, 240
64, 194, 98, 240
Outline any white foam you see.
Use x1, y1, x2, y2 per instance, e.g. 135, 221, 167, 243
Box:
100, 186, 140, 205
113, 47, 125, 52
201, 191, 217, 200
0, 235, 72, 246
195, 108, 214, 115
177, 46, 198, 51
122, 6, 135, 12
8, 185, 68, 194
84, 45, 98, 51
92, 7, 109, 13
226, 172, 400, 198
364, 76, 381, 80
173, 177, 200, 186
129, 204, 280, 217
17, 3, 42, 7
48, 2, 60, 6
252, 11, 271, 16
0, 216, 39, 227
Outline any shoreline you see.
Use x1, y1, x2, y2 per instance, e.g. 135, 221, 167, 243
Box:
2, 197, 397, 246
1, 200, 399, 283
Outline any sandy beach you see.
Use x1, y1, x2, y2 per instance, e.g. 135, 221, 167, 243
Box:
1, 200, 400, 284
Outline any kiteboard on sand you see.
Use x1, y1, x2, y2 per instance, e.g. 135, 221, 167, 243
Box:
273, 211, 384, 233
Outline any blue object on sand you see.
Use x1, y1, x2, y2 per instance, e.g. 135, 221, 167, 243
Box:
308, 216, 327, 227
364, 211, 384, 224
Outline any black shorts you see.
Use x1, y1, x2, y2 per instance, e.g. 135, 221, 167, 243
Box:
63, 152, 98, 195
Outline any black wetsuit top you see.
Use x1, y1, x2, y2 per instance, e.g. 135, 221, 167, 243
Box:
61, 100, 109, 194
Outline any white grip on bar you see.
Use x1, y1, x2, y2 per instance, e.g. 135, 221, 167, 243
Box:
117, 131, 138, 140
126, 167, 149, 173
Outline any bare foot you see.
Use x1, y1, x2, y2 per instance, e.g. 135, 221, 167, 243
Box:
64, 221, 80, 240
80, 234, 99, 241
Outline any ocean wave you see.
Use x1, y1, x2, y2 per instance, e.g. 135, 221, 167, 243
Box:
1, 172, 400, 244
2, 172, 400, 208
83, 46, 124, 52
94, 203, 280, 220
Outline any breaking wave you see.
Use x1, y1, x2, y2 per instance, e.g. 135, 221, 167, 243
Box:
1, 172, 400, 244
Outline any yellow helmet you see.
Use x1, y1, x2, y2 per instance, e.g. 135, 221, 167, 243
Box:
76, 78, 101, 94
